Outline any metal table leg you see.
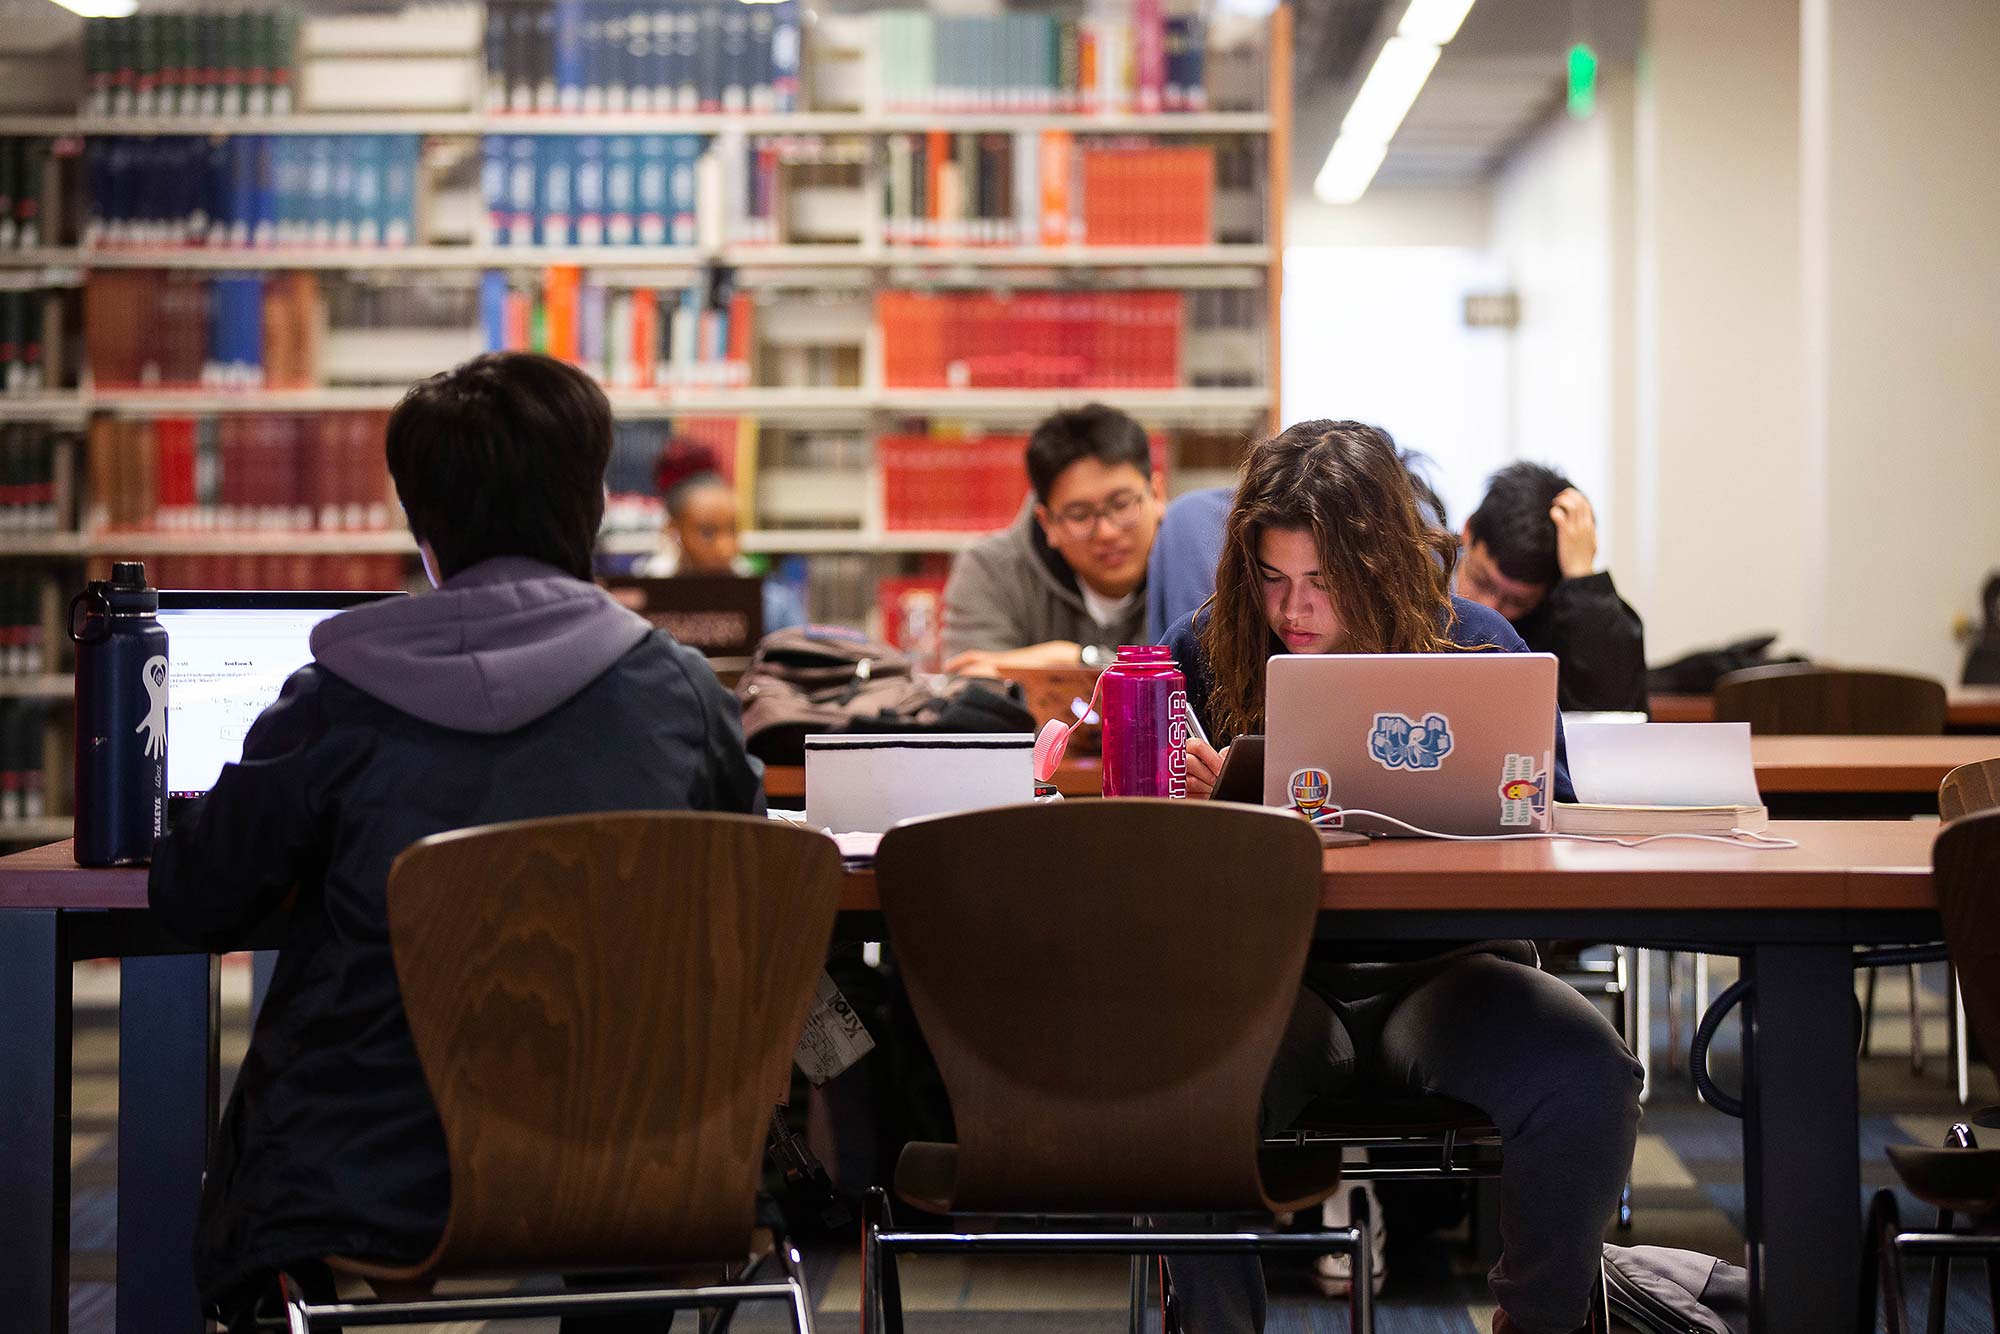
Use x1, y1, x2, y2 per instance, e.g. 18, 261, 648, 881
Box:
1742, 943, 1860, 1333
116, 951, 217, 1334
0, 910, 70, 1334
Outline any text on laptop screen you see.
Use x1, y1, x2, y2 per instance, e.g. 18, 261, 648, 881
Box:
160, 607, 348, 798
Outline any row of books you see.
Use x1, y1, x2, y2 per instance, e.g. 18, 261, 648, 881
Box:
874, 8, 1208, 115
0, 701, 52, 823
84, 136, 422, 251
0, 140, 52, 252
601, 415, 740, 533
480, 267, 753, 388
83, 12, 300, 119
83, 271, 319, 390
484, 0, 801, 116
126, 554, 410, 595
877, 290, 1183, 390
0, 427, 68, 533
884, 133, 1213, 247
483, 133, 702, 247
85, 413, 396, 534
879, 434, 1028, 534
0, 292, 56, 396
0, 577, 51, 677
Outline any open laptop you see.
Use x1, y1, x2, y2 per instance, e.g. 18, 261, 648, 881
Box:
1262, 653, 1559, 836
601, 574, 764, 658
160, 589, 403, 820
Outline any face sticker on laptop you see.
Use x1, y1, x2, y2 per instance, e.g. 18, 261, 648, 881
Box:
1289, 767, 1334, 822
1498, 752, 1549, 827
1369, 712, 1454, 772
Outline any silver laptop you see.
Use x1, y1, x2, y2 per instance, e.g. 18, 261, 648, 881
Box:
1262, 653, 1559, 836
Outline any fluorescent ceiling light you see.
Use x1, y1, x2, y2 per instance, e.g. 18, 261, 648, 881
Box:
1313, 135, 1387, 204
1339, 35, 1441, 146
1397, 0, 1477, 46
50, 0, 137, 15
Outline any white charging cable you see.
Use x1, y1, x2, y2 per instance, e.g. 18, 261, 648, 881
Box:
1310, 809, 1801, 851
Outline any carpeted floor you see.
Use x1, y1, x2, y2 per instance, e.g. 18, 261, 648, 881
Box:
63, 951, 1999, 1332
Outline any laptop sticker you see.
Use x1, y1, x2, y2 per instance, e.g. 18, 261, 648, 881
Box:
1498, 752, 1548, 827
1369, 712, 1454, 772
1289, 767, 1335, 823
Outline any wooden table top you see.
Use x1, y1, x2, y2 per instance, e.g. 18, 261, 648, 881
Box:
1652, 688, 2000, 728
0, 821, 1935, 916
1748, 734, 2000, 792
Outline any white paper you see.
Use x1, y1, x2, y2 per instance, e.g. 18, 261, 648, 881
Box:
804, 732, 1034, 834
1563, 721, 1763, 808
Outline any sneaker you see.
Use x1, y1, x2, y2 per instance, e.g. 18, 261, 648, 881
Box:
1313, 1180, 1388, 1298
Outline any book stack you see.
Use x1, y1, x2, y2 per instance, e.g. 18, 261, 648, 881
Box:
875, 9, 1206, 114
84, 12, 300, 118
480, 267, 753, 389
883, 133, 1215, 247
83, 271, 321, 390
877, 290, 1181, 389
84, 136, 423, 251
484, 133, 703, 246
0, 290, 62, 395
140, 552, 409, 594
878, 433, 1028, 532
84, 413, 395, 535
0, 574, 51, 676
0, 701, 50, 823
484, 0, 802, 115
0, 139, 57, 251
0, 426, 71, 532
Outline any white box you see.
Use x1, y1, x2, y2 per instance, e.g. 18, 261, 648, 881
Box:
804, 733, 1035, 834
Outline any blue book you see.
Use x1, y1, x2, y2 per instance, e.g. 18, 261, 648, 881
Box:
636, 134, 668, 245
482, 134, 510, 245
649, 7, 674, 110
573, 135, 605, 246
251, 137, 277, 248
602, 12, 629, 112
330, 138, 359, 246
696, 2, 722, 111
668, 135, 698, 246
352, 135, 384, 247
507, 135, 538, 247
747, 5, 773, 112
480, 269, 509, 351
273, 137, 306, 245
306, 136, 335, 246
538, 136, 573, 247
625, 6, 653, 111
227, 137, 257, 248
605, 135, 636, 244
672, 1, 699, 112
581, 7, 608, 111
719, 3, 749, 112
555, 0, 584, 111
385, 136, 418, 247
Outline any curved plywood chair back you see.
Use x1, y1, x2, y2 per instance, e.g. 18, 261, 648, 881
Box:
378, 812, 841, 1279
1713, 664, 1947, 735
1941, 759, 2000, 824
1936, 810, 2000, 1089
874, 799, 1323, 1215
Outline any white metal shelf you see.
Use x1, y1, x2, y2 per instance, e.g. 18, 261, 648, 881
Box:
0, 675, 73, 698
76, 530, 415, 557
0, 111, 1273, 138
0, 396, 87, 424
0, 817, 73, 843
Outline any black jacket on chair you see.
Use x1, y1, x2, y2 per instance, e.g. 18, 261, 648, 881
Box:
1508, 571, 1650, 714
147, 558, 765, 1310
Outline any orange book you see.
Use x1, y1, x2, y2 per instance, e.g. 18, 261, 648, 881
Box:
1039, 132, 1071, 247
926, 131, 951, 245
727, 290, 754, 385
543, 265, 582, 363
632, 288, 658, 388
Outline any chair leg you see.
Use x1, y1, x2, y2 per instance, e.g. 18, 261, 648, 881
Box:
1127, 1221, 1148, 1334
1986, 1254, 2000, 1333
1667, 951, 1684, 1076
1635, 950, 1653, 1104
861, 1188, 884, 1334
1350, 1179, 1374, 1334
782, 1239, 818, 1334
1863, 965, 1880, 1056
1869, 1189, 1909, 1334
1924, 1205, 1953, 1334
278, 1272, 313, 1334
1955, 976, 1972, 1106
1910, 963, 1926, 1077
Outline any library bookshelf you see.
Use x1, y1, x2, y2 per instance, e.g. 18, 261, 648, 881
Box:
0, 1, 1292, 842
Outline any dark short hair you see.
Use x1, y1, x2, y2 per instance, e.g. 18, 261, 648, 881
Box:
386, 352, 612, 581
1024, 404, 1151, 502
1466, 461, 1571, 587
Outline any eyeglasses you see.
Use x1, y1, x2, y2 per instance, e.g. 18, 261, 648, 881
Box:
1049, 489, 1149, 541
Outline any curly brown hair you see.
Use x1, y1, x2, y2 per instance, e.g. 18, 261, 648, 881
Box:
1198, 420, 1461, 740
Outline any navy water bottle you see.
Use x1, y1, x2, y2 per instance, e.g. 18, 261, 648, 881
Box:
70, 562, 168, 866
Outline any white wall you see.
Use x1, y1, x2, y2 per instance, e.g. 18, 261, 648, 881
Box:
1806, 0, 2000, 683
1280, 246, 1510, 527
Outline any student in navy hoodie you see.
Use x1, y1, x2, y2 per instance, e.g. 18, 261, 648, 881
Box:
149, 352, 764, 1333
1160, 421, 1641, 1334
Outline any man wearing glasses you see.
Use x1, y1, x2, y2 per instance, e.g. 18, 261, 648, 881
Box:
943, 404, 1166, 676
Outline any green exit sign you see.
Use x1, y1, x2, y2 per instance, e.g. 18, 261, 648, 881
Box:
1568, 43, 1598, 119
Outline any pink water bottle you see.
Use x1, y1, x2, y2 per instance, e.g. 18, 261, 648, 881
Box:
1099, 645, 1188, 799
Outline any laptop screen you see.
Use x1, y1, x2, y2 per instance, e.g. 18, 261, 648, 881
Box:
158, 591, 402, 800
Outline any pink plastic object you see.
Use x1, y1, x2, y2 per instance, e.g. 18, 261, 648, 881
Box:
1099, 646, 1189, 799
1034, 672, 1107, 782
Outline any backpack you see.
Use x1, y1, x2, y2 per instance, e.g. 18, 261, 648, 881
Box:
1645, 635, 1809, 695
1602, 1244, 1749, 1334
736, 626, 1036, 767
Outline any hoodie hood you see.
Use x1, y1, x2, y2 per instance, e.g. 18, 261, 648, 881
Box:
309, 557, 653, 734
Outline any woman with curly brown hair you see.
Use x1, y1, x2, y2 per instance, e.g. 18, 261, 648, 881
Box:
1159, 421, 1641, 1334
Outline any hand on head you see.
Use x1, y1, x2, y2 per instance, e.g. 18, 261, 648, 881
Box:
1548, 487, 1598, 580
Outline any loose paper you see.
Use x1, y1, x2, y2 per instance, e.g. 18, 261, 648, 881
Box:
1564, 721, 1762, 808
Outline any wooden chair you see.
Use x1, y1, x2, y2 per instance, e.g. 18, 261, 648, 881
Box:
276, 812, 843, 1333
865, 800, 1366, 1333
1712, 663, 1948, 735
1864, 808, 2000, 1334
1941, 758, 2000, 824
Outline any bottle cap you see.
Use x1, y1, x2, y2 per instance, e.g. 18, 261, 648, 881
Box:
109, 560, 148, 588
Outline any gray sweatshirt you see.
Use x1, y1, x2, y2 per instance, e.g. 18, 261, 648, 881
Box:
941, 498, 1147, 659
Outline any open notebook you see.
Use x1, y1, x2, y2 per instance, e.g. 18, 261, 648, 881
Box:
1554, 722, 1768, 835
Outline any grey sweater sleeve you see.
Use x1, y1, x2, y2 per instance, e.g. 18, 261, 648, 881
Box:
942, 543, 1033, 658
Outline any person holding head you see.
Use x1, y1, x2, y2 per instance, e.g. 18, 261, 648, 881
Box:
1161, 422, 1642, 1334
638, 438, 808, 634
148, 353, 764, 1334
1457, 462, 1647, 713
942, 403, 1165, 676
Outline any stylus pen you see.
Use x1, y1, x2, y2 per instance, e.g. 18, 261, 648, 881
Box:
1182, 698, 1211, 751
